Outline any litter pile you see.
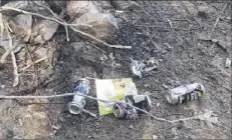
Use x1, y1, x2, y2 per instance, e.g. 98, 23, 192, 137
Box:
0, 0, 231, 139
67, 78, 205, 120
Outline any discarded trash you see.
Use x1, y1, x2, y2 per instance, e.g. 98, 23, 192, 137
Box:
225, 58, 231, 68
131, 57, 159, 77
113, 94, 152, 119
95, 78, 138, 116
113, 100, 138, 120
165, 83, 205, 105
68, 78, 90, 114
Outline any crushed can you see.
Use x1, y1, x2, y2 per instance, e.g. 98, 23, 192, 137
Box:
113, 95, 152, 119
113, 101, 138, 120
165, 83, 205, 105
67, 78, 90, 114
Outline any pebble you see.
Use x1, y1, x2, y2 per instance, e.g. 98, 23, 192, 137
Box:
162, 84, 169, 89
129, 125, 134, 129
0, 85, 6, 89
109, 53, 115, 60
87, 135, 94, 138
225, 58, 231, 68
152, 135, 158, 139
156, 103, 160, 107
143, 84, 149, 87
211, 39, 218, 43
144, 91, 152, 95
70, 42, 85, 52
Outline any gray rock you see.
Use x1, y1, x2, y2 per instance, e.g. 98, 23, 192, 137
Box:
30, 19, 59, 44
73, 12, 118, 41
3, 1, 49, 16
8, 14, 32, 42
66, 1, 101, 20
70, 42, 85, 52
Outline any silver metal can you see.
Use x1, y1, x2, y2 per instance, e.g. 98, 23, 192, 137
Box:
165, 83, 205, 105
67, 78, 90, 114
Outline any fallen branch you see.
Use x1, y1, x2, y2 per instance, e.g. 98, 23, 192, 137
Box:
0, 6, 132, 49
3, 19, 19, 86
31, 1, 70, 42
211, 3, 228, 35
11, 51, 19, 87
71, 27, 132, 49
0, 92, 210, 123
0, 6, 91, 27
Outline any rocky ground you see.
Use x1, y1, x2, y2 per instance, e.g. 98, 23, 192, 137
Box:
0, 1, 231, 139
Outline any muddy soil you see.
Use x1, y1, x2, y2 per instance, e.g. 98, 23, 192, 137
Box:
0, 1, 231, 139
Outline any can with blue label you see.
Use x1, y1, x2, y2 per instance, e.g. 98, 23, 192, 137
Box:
68, 78, 90, 114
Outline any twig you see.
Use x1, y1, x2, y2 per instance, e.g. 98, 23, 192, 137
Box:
0, 6, 91, 27
70, 27, 132, 49
31, 1, 70, 42
21, 57, 48, 71
25, 44, 39, 90
3, 19, 19, 86
0, 92, 210, 123
82, 109, 97, 118
0, 6, 132, 49
64, 26, 70, 42
85, 42, 107, 54
211, 3, 228, 35
11, 51, 19, 87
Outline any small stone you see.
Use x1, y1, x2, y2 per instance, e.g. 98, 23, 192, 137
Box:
30, 19, 59, 44
174, 81, 181, 86
226, 16, 231, 20
144, 91, 152, 95
225, 58, 231, 68
158, 59, 163, 62
87, 135, 94, 138
70, 42, 85, 52
100, 54, 108, 61
109, 53, 115, 60
156, 103, 160, 107
152, 135, 158, 139
52, 125, 60, 130
143, 84, 149, 87
211, 39, 218, 43
162, 84, 169, 89
40, 70, 47, 75
0, 85, 6, 89
129, 125, 134, 129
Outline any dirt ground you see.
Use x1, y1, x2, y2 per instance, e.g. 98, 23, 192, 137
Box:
0, 1, 231, 139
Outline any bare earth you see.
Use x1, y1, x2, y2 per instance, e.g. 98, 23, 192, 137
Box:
0, 1, 231, 139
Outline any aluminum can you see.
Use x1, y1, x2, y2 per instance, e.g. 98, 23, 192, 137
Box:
165, 83, 205, 105
68, 78, 90, 114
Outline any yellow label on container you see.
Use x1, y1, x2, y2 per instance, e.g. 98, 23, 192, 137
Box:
95, 78, 138, 116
